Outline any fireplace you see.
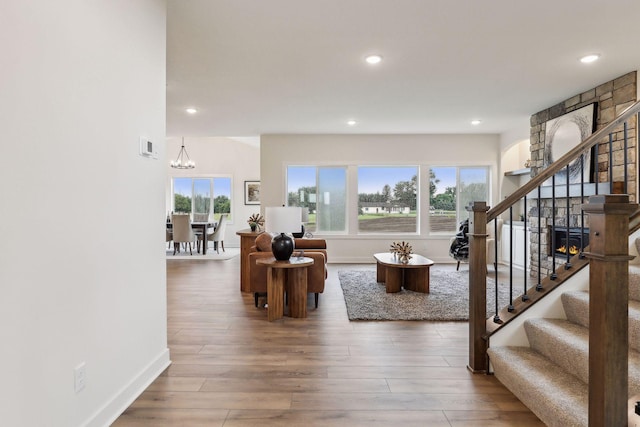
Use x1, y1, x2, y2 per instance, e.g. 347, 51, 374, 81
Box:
547, 226, 589, 257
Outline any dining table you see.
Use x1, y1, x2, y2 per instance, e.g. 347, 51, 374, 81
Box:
167, 221, 216, 254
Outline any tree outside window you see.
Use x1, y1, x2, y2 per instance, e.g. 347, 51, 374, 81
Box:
287, 166, 347, 233
429, 167, 488, 234
357, 166, 418, 233
171, 177, 232, 221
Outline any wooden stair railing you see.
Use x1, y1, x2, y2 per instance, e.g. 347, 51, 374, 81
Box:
467, 99, 640, 426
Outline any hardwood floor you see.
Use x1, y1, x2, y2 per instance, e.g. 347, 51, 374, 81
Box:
113, 258, 543, 426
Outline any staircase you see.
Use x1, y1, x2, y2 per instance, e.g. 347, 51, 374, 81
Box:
487, 264, 640, 427
465, 99, 640, 426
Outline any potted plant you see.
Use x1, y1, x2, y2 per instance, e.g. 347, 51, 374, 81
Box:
247, 213, 264, 232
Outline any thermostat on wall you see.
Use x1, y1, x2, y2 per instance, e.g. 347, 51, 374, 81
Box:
139, 137, 157, 159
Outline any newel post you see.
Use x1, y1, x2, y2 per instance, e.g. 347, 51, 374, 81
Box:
582, 194, 637, 427
467, 201, 489, 373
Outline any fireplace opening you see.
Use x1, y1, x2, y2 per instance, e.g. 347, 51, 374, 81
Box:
547, 226, 589, 257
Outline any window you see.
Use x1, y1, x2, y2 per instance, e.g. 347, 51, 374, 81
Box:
287, 166, 347, 233
429, 167, 489, 234
172, 177, 232, 221
357, 166, 418, 233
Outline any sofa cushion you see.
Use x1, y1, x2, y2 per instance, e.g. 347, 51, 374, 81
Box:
255, 232, 273, 252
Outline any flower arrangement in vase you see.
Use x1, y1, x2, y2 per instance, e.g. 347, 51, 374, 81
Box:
247, 213, 265, 232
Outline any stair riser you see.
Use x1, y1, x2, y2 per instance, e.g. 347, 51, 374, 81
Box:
562, 290, 640, 353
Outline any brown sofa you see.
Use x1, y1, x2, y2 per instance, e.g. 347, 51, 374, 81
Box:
248, 233, 328, 308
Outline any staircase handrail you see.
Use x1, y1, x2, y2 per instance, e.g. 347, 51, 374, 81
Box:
487, 100, 640, 223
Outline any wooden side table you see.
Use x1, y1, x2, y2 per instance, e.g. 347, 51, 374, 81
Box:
373, 252, 434, 293
236, 229, 263, 292
256, 257, 314, 321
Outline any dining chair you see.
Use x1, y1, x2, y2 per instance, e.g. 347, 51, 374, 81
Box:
171, 214, 196, 255
166, 228, 173, 249
200, 213, 228, 254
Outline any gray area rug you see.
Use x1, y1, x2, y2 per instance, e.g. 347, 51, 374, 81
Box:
338, 268, 511, 321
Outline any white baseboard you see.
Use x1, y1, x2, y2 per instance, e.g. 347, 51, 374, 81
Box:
84, 348, 171, 427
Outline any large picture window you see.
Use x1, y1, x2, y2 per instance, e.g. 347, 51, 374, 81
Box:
358, 166, 418, 233
172, 177, 232, 221
287, 166, 347, 233
429, 166, 489, 234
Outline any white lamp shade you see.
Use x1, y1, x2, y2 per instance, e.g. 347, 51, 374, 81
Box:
265, 207, 302, 233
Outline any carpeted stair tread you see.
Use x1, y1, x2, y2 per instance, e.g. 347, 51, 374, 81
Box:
630, 266, 640, 301
562, 290, 640, 353
525, 318, 589, 384
487, 346, 587, 427
631, 299, 640, 354
524, 317, 640, 395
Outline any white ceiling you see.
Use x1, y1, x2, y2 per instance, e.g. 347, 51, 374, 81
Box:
167, 0, 640, 137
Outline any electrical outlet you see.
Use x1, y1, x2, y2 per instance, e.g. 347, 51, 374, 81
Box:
74, 362, 86, 393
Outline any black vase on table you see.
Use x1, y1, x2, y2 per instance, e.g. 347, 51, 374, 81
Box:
272, 232, 295, 260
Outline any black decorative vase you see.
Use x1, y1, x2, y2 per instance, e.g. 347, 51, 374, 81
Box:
272, 232, 295, 260
250, 224, 257, 232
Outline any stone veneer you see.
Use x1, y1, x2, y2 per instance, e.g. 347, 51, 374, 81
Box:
528, 71, 637, 277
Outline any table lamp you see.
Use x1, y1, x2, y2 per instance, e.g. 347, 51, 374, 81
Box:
265, 207, 303, 260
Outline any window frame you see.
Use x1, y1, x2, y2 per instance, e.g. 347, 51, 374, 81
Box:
356, 165, 419, 235
428, 165, 490, 235
286, 165, 348, 235
171, 175, 233, 223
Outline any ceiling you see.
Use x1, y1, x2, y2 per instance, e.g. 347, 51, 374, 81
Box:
167, 0, 640, 138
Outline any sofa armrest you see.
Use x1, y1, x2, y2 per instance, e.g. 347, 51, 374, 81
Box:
294, 238, 327, 250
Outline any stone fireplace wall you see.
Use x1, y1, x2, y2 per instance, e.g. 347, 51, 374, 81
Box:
527, 71, 637, 277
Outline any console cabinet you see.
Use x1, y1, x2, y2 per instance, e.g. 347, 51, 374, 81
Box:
501, 222, 530, 270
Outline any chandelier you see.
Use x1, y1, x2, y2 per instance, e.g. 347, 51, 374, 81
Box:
170, 137, 195, 169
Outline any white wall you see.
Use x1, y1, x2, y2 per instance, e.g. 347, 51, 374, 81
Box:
0, 1, 168, 426
261, 134, 500, 263
166, 137, 261, 247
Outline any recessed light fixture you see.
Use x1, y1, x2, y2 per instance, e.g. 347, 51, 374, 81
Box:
365, 54, 382, 65
185, 107, 198, 114
347, 120, 357, 126
580, 54, 600, 64
471, 119, 482, 126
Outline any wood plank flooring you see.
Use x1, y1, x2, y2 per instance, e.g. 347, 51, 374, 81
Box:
113, 258, 544, 426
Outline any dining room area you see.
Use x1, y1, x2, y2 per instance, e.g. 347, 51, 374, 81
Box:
164, 135, 262, 261
165, 212, 240, 260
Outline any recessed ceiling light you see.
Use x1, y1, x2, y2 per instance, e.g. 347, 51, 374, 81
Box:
347, 120, 357, 126
365, 55, 382, 65
580, 54, 600, 64
471, 119, 482, 126
185, 108, 198, 114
